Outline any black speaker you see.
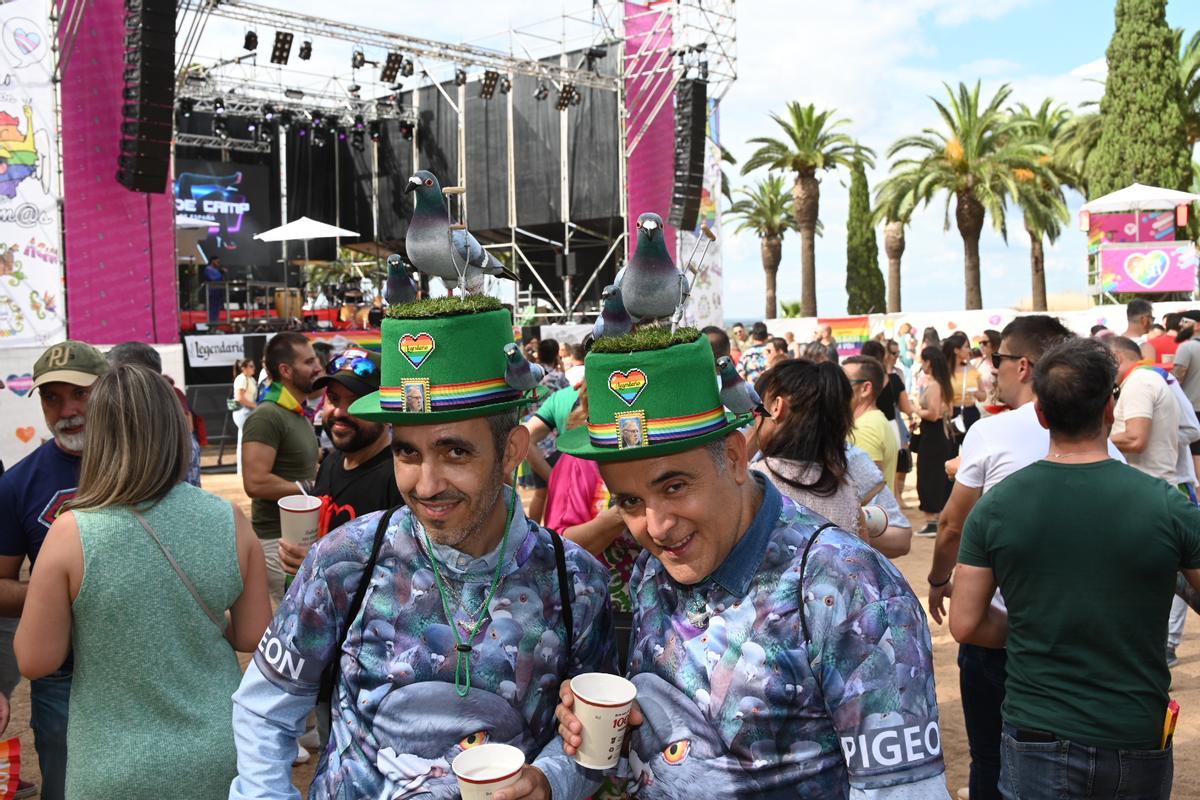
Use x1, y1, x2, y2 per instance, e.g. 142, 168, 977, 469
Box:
557, 252, 578, 277
667, 78, 708, 232
117, 0, 176, 193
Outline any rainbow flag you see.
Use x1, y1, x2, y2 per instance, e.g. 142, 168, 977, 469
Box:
819, 315, 871, 358
306, 331, 383, 352
0, 737, 21, 799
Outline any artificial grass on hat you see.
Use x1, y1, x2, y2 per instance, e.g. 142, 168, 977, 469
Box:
349, 295, 541, 424
557, 326, 751, 462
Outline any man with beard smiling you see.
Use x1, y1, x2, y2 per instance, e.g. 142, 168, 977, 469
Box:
0, 340, 109, 800
230, 296, 616, 800
553, 328, 949, 799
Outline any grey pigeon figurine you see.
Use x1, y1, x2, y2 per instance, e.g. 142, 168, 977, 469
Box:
617, 212, 686, 322
384, 254, 418, 306
502, 342, 545, 391
404, 170, 518, 293
716, 355, 769, 417
592, 284, 634, 340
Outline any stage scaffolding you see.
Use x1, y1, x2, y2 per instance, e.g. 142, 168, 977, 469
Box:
174, 1, 736, 322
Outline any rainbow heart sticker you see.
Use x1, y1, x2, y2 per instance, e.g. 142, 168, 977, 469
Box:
1124, 250, 1170, 289
398, 332, 436, 369
13, 28, 41, 55
608, 369, 648, 406
6, 374, 33, 397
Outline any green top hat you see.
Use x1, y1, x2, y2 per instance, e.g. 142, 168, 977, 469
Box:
349, 295, 539, 424
557, 329, 751, 461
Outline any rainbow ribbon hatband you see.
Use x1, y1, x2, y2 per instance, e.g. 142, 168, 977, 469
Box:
379, 377, 519, 410
588, 406, 727, 448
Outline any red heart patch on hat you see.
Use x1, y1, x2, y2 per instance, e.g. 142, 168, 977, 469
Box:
15, 427, 35, 443
608, 369, 648, 406
398, 333, 435, 369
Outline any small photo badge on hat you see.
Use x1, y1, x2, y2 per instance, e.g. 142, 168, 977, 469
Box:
615, 410, 647, 449
398, 332, 436, 370
608, 369, 648, 407
401, 378, 431, 413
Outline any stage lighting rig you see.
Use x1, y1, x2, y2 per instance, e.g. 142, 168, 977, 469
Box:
179, 98, 194, 118
454, 67, 467, 86
213, 118, 229, 139
279, 109, 295, 127
401, 58, 414, 78
284, 88, 305, 100
479, 70, 499, 99
262, 103, 276, 122
381, 52, 404, 83
246, 119, 258, 133
310, 109, 324, 128
354, 114, 365, 131
499, 76, 512, 94
214, 97, 226, 115
584, 46, 607, 71
368, 120, 382, 142
337, 126, 348, 142
270, 31, 293, 64
352, 130, 365, 152
534, 82, 549, 101
260, 124, 274, 142
298, 40, 312, 60
243, 30, 258, 51
399, 120, 414, 141
555, 83, 577, 110
351, 49, 366, 69
295, 120, 309, 137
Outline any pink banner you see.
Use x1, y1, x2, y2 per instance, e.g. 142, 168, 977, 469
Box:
624, 2, 677, 258
1088, 211, 1176, 250
60, 0, 178, 344
1099, 243, 1198, 294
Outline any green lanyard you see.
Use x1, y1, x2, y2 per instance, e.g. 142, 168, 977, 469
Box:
421, 489, 517, 697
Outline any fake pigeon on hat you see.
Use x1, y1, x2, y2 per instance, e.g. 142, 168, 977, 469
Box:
592, 283, 634, 340
383, 254, 419, 306
404, 170, 518, 292
716, 355, 769, 417
616, 212, 688, 323
503, 342, 545, 391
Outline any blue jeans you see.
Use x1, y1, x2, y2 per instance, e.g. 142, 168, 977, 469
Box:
960, 643, 1007, 800
29, 668, 70, 800
1000, 724, 1172, 800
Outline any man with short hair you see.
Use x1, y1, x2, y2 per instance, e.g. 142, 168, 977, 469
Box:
813, 322, 840, 364
230, 297, 615, 800
844, 355, 899, 491
1122, 298, 1157, 361
1108, 336, 1180, 485
926, 316, 1118, 800
242, 331, 322, 601
701, 325, 731, 359
735, 321, 770, 382
0, 340, 110, 800
767, 336, 790, 368
555, 329, 949, 798
950, 337, 1200, 800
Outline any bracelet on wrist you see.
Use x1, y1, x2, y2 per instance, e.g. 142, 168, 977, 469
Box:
928, 573, 952, 587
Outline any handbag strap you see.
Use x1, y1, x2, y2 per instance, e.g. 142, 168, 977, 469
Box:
131, 509, 226, 632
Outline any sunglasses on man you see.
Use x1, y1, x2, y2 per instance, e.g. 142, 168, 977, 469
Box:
991, 352, 1029, 369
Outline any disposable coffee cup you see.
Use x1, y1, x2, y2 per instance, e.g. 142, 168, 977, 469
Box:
863, 505, 888, 536
278, 495, 321, 547
570, 672, 637, 769
452, 743, 525, 799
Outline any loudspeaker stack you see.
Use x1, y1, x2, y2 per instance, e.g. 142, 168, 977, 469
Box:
117, 0, 176, 193
667, 78, 708, 233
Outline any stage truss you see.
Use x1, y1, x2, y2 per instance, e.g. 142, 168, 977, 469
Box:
173, 0, 736, 322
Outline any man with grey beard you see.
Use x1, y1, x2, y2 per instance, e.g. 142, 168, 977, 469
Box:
0, 340, 109, 800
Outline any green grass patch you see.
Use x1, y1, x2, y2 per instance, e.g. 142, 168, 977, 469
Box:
589, 325, 700, 353
385, 294, 502, 319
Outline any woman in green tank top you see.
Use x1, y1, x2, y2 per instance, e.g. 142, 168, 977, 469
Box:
14, 364, 271, 799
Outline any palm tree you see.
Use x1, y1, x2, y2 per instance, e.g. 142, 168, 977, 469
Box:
1177, 29, 1200, 144
887, 81, 1049, 309
873, 170, 919, 313
1057, 110, 1101, 197
743, 103, 870, 317
1011, 100, 1075, 311
725, 174, 798, 319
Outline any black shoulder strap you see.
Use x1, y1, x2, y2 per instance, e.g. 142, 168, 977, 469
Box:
318, 505, 400, 705
549, 529, 574, 669
799, 522, 837, 646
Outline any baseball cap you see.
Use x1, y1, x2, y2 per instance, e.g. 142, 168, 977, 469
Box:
313, 348, 381, 398
32, 340, 109, 392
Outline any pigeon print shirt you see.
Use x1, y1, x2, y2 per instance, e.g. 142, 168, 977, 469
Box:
239, 492, 617, 799
624, 478, 946, 799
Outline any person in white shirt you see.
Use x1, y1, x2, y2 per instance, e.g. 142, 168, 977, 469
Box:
1107, 336, 1181, 484
231, 358, 258, 475
927, 316, 1125, 800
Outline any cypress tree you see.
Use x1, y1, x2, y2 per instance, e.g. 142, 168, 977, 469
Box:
1086, 0, 1192, 197
845, 161, 885, 313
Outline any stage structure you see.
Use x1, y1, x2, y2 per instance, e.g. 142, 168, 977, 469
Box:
173, 0, 736, 325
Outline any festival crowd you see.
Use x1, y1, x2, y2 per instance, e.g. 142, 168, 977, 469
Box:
0, 297, 1196, 800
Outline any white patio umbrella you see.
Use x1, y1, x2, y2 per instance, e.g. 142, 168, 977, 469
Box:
1081, 182, 1200, 213
254, 217, 360, 289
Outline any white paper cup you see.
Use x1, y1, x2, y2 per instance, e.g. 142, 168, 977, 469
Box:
278, 494, 322, 546
570, 672, 637, 769
452, 743, 525, 799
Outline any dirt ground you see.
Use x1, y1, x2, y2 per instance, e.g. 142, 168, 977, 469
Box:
7, 456, 1196, 797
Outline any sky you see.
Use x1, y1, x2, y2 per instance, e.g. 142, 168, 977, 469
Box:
190, 0, 1200, 321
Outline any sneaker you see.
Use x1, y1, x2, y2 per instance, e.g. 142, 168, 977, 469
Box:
293, 743, 311, 766
1167, 647, 1180, 668
14, 780, 37, 799
298, 726, 321, 750
915, 521, 938, 537
956, 789, 970, 800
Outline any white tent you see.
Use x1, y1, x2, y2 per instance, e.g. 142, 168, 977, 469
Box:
253, 217, 360, 289
1080, 182, 1200, 213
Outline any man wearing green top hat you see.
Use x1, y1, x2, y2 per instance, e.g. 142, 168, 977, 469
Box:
230, 296, 618, 800
553, 327, 950, 798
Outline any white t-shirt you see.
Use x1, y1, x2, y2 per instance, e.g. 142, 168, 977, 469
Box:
233, 373, 257, 405
1113, 368, 1181, 484
957, 401, 1125, 493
